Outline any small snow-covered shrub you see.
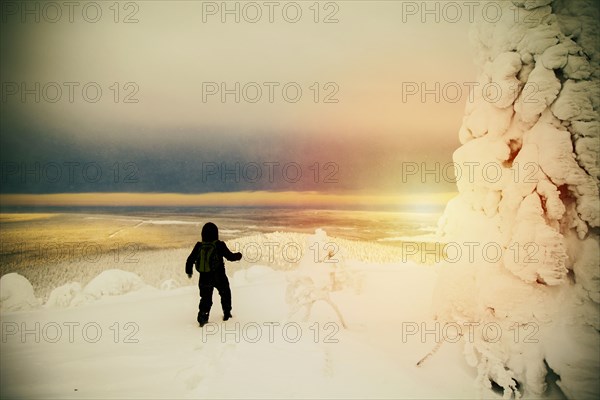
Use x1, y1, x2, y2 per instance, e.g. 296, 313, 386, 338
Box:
83, 269, 146, 299
285, 230, 349, 328
0, 273, 40, 312
160, 279, 180, 290
44, 282, 82, 308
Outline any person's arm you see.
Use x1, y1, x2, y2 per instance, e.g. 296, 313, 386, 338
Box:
218, 241, 242, 262
185, 242, 201, 277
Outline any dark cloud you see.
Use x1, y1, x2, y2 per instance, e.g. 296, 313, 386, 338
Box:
0, 124, 456, 195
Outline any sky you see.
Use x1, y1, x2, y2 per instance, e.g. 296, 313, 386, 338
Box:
0, 1, 477, 210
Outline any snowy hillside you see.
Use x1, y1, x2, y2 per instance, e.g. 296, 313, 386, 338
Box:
0, 229, 506, 399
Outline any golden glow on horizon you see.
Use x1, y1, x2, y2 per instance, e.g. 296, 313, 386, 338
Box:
0, 191, 456, 209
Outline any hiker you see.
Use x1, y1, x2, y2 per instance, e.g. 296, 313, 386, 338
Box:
186, 222, 242, 327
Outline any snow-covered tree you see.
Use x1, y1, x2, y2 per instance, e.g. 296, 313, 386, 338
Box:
285, 229, 349, 328
433, 1, 599, 398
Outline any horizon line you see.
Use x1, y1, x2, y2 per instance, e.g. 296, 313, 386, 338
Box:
0, 191, 456, 210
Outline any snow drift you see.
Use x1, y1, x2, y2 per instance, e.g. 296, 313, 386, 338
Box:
434, 0, 600, 398
1, 231, 484, 399
0, 273, 40, 312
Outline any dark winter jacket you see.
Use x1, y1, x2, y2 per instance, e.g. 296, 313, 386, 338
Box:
185, 222, 242, 275
185, 240, 242, 275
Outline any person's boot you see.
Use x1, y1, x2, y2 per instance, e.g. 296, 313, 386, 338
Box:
198, 312, 209, 327
223, 311, 232, 321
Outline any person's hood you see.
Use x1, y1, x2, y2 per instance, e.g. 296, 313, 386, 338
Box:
201, 222, 219, 241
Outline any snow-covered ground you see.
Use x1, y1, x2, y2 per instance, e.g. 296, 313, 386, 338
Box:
0, 230, 568, 399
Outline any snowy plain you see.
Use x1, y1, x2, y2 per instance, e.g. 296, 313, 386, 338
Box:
0, 229, 566, 399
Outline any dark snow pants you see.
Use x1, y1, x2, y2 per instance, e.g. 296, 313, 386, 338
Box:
198, 270, 231, 321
